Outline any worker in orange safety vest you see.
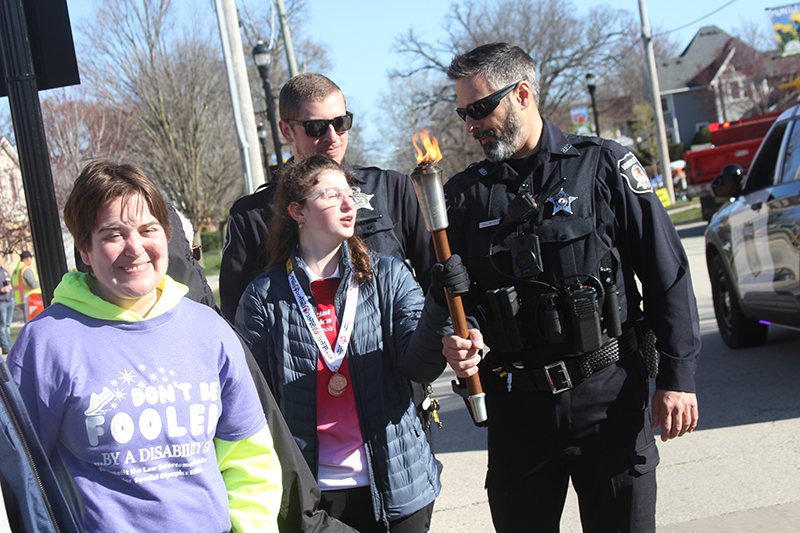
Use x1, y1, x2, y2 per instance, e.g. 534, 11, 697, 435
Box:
12, 251, 39, 323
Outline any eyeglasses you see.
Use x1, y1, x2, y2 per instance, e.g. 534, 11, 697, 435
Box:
287, 112, 354, 138
299, 186, 356, 206
455, 79, 523, 122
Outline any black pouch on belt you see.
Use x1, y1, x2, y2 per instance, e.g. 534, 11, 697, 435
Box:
637, 320, 659, 378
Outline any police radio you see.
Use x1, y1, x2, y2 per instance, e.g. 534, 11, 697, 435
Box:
565, 284, 603, 353
485, 286, 525, 352
600, 266, 622, 338
540, 290, 565, 344
507, 191, 540, 224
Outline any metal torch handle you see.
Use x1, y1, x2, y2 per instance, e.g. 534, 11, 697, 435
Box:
431, 230, 487, 423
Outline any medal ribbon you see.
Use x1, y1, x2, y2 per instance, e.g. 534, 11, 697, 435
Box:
287, 258, 359, 373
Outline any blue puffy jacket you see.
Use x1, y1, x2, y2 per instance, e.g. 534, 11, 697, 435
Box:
235, 243, 450, 524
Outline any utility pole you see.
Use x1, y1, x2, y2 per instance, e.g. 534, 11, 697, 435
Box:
639, 0, 675, 204
215, 0, 265, 194
275, 0, 299, 77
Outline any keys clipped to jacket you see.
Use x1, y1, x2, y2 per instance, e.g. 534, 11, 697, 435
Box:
421, 393, 442, 429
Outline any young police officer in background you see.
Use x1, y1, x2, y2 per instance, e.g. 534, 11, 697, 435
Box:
219, 73, 431, 322
424, 43, 700, 532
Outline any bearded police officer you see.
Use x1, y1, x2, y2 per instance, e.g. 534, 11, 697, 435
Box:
422, 43, 700, 532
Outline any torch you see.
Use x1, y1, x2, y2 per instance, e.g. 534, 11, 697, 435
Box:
411, 131, 487, 424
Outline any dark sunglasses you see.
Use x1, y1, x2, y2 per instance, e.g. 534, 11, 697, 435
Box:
287, 112, 354, 138
455, 79, 523, 122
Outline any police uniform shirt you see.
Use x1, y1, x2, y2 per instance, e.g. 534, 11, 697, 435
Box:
444, 118, 700, 394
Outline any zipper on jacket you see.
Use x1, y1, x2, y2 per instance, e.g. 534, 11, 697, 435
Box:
0, 363, 62, 532
346, 344, 389, 526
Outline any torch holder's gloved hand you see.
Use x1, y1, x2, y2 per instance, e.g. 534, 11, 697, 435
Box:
430, 254, 470, 307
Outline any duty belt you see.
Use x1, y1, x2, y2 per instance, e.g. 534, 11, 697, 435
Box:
491, 327, 640, 394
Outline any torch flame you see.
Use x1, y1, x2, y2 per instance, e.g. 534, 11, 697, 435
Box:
413, 130, 443, 165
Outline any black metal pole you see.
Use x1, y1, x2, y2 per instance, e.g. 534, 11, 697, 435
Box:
257, 124, 273, 183
259, 65, 284, 169
588, 86, 601, 136
0, 0, 68, 307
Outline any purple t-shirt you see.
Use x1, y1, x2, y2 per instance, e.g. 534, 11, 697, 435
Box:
8, 299, 265, 533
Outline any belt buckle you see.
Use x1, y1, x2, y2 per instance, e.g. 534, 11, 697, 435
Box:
544, 360, 572, 394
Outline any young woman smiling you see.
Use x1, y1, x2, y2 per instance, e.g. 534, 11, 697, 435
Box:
7, 160, 282, 533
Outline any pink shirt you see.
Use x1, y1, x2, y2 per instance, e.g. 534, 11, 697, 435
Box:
309, 275, 369, 489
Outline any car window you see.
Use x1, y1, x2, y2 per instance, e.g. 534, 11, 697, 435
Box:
744, 122, 787, 192
780, 119, 800, 183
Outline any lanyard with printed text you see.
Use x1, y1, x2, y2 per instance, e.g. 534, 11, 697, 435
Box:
286, 258, 359, 373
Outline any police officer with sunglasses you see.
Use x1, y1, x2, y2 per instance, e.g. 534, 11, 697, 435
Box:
220, 72, 431, 323
415, 43, 700, 532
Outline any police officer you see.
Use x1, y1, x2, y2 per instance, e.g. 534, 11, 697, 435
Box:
429, 43, 700, 532
219, 72, 431, 323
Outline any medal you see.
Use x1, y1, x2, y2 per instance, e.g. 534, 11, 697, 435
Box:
287, 256, 360, 395
328, 372, 348, 397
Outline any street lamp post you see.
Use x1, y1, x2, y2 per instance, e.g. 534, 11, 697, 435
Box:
257, 123, 272, 182
585, 73, 601, 136
252, 40, 284, 169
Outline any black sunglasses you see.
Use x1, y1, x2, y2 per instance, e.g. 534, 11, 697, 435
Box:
287, 112, 354, 138
455, 79, 523, 122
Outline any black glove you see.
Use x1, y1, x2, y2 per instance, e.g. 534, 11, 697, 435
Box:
429, 254, 470, 307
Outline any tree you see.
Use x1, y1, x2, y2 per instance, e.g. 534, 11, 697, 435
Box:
719, 21, 800, 116
78, 0, 243, 230
41, 87, 138, 212
0, 139, 31, 256
380, 0, 666, 174
613, 19, 680, 106
0, 107, 13, 146
631, 103, 658, 167
238, 0, 332, 167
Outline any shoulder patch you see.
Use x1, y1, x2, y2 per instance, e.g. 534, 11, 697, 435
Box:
618, 152, 652, 194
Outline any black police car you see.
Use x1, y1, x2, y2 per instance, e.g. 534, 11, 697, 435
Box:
705, 104, 800, 348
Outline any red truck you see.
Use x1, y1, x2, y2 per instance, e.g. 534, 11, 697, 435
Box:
683, 111, 781, 221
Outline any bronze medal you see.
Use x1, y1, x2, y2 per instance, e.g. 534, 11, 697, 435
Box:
328, 372, 347, 397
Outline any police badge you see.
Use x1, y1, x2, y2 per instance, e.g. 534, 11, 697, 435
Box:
351, 187, 375, 211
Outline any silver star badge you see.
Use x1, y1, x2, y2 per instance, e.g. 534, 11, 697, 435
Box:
351, 187, 375, 211
547, 189, 577, 215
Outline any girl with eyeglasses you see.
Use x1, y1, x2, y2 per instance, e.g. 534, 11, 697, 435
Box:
235, 155, 451, 532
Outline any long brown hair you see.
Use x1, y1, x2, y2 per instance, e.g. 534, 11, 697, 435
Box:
266, 155, 373, 283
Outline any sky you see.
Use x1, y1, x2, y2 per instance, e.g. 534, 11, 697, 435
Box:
60, 0, 786, 146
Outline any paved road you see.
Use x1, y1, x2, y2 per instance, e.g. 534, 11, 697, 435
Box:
428, 220, 800, 532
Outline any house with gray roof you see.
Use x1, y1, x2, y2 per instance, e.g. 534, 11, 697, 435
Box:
658, 25, 800, 150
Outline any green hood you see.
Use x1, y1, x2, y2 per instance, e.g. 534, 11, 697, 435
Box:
52, 272, 189, 322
